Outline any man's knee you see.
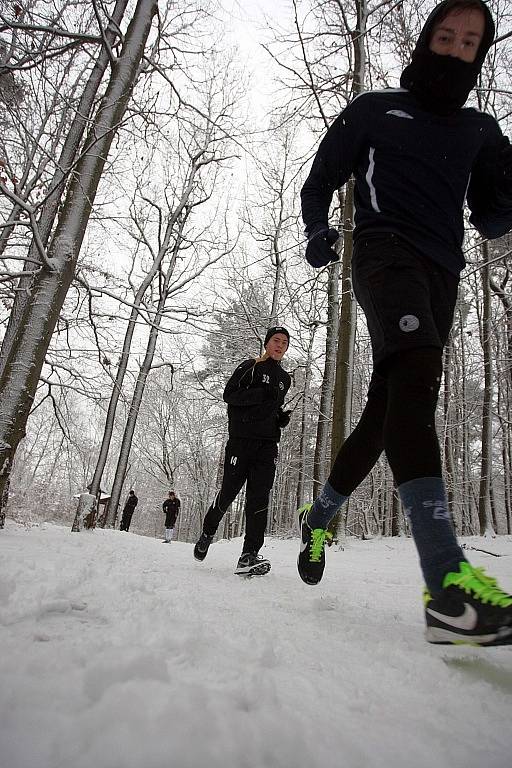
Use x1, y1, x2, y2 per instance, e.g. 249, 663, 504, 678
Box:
386, 346, 443, 404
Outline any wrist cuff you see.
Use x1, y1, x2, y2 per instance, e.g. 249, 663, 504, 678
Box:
306, 223, 328, 241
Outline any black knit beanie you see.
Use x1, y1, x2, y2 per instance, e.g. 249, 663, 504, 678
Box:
264, 326, 290, 347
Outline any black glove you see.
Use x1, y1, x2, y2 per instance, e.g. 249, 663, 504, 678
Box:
305, 226, 340, 268
278, 409, 292, 428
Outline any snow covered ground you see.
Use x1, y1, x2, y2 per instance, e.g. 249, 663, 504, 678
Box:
1, 523, 512, 768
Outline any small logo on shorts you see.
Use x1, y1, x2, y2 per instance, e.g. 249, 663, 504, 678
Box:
399, 314, 419, 333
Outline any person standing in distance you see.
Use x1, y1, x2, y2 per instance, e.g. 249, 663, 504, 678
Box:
194, 327, 292, 576
120, 489, 138, 532
162, 490, 180, 543
298, 0, 512, 646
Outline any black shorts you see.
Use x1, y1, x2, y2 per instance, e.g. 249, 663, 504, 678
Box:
352, 233, 459, 370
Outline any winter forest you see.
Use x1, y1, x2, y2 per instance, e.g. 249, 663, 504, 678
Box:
0, 0, 511, 544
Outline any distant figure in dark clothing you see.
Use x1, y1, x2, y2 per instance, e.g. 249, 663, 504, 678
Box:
162, 491, 180, 542
120, 490, 138, 531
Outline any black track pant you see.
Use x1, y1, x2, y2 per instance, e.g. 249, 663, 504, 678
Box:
120, 511, 134, 531
203, 437, 278, 554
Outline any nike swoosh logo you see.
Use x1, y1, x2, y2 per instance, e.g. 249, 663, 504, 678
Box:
426, 602, 478, 631
300, 538, 308, 553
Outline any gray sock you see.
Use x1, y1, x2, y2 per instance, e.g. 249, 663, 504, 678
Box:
307, 481, 348, 528
398, 476, 466, 593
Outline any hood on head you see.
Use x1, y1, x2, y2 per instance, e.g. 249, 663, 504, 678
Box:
400, 1, 496, 114
415, 0, 495, 70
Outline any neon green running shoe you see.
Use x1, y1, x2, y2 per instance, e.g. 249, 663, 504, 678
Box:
297, 503, 333, 585
424, 561, 512, 646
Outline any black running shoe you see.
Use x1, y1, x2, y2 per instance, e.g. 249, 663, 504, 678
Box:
234, 552, 271, 577
424, 562, 512, 646
193, 532, 214, 561
297, 503, 332, 585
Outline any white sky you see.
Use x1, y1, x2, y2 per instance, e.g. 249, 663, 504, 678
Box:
2, 522, 512, 768
219, 0, 296, 107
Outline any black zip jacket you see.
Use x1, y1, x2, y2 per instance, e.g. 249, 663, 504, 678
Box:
163, 497, 180, 527
301, 88, 512, 275
123, 494, 138, 513
223, 358, 291, 441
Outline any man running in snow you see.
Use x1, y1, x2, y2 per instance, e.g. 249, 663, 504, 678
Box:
194, 327, 291, 576
298, 0, 512, 645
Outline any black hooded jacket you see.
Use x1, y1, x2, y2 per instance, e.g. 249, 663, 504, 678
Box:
401, 0, 496, 114
301, 0, 512, 275
163, 496, 180, 527
223, 357, 291, 441
123, 493, 138, 513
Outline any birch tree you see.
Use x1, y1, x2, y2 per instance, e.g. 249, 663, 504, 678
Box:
0, 0, 129, 370
0, 0, 158, 525
96, 51, 243, 527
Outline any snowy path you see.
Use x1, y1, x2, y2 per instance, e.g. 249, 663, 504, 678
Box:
1, 523, 511, 768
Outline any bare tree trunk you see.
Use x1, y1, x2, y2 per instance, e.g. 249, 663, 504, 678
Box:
489, 271, 512, 532
106, 237, 181, 527
90, 96, 226, 528
71, 493, 96, 533
478, 244, 494, 535
329, 178, 357, 537
0, 476, 8, 529
296, 329, 316, 507
443, 335, 455, 513
331, 179, 356, 456
0, 0, 129, 378
328, 0, 367, 537
504, 386, 512, 534
458, 305, 474, 534
390, 488, 401, 536
312, 262, 340, 497
0, 0, 158, 519
269, 169, 286, 324
90, 166, 198, 515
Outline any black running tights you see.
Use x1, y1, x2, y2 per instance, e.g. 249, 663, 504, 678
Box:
329, 346, 443, 494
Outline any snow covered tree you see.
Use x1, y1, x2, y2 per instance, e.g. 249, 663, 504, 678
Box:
0, 0, 158, 525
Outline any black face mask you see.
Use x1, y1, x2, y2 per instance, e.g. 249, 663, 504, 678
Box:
400, 48, 480, 116
399, 0, 496, 116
